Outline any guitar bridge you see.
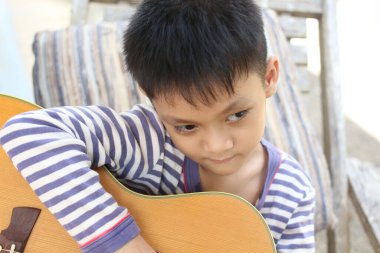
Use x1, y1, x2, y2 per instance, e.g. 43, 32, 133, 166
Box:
0, 207, 40, 253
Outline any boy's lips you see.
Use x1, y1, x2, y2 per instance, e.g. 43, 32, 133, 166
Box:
207, 155, 236, 164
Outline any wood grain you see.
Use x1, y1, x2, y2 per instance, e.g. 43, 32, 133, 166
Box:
98, 167, 276, 253
348, 158, 380, 253
0, 95, 81, 252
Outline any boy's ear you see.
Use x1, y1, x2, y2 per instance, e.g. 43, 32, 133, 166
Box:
138, 86, 153, 105
264, 56, 279, 98
138, 86, 146, 96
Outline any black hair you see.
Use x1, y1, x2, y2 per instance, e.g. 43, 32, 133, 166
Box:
123, 0, 267, 105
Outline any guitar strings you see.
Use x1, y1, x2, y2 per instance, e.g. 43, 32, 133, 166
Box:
0, 250, 20, 253
0, 244, 20, 253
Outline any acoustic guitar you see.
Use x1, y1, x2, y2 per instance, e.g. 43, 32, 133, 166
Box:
0, 94, 276, 253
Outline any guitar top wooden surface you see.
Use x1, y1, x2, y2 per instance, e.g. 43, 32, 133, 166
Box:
0, 95, 81, 252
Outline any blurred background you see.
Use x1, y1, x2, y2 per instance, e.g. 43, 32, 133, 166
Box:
0, 0, 379, 162
338, 0, 380, 143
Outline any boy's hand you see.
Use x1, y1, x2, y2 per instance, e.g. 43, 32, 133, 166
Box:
115, 234, 157, 253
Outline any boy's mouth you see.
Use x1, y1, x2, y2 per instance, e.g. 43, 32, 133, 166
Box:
207, 155, 235, 164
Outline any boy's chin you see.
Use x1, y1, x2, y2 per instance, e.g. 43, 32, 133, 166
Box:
198, 157, 244, 176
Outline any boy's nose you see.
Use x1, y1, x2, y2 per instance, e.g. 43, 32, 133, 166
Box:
202, 129, 233, 154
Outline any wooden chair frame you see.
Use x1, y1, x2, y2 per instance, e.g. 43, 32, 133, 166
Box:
261, 1, 348, 252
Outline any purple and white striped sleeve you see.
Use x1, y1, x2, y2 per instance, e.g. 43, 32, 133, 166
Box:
273, 157, 315, 253
0, 104, 167, 252
259, 151, 315, 253
276, 185, 315, 253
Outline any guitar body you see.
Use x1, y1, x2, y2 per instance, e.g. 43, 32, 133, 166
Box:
0, 94, 276, 253
0, 95, 80, 252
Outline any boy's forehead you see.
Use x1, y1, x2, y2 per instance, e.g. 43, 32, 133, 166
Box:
153, 73, 264, 116
153, 71, 262, 109
157, 88, 232, 109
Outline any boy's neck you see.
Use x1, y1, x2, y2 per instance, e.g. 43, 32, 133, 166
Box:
199, 143, 268, 204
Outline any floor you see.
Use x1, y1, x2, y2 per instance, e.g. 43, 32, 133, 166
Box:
0, 0, 379, 252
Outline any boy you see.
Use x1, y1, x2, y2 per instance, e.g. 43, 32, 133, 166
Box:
0, 0, 315, 252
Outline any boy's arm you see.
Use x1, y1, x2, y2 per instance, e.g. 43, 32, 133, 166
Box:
116, 235, 156, 253
0, 105, 166, 252
276, 187, 316, 253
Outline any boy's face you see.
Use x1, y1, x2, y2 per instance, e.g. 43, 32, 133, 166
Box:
153, 57, 279, 177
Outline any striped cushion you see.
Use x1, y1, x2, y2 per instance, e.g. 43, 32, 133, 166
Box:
33, 22, 146, 112
32, 9, 334, 231
263, 10, 334, 231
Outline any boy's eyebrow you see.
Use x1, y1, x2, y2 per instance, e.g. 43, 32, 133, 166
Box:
162, 116, 195, 125
161, 97, 250, 125
220, 97, 251, 114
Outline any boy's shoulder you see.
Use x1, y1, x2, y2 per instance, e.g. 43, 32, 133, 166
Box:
119, 103, 156, 116
259, 140, 315, 247
262, 139, 314, 197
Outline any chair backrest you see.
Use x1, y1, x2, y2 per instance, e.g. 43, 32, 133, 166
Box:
264, 1, 348, 253
266, 0, 347, 205
31, 8, 336, 232
263, 9, 334, 231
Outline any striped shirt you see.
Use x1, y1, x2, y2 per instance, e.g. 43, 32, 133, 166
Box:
0, 104, 315, 252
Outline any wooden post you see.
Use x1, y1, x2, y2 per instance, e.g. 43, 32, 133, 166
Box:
71, 0, 89, 25
319, 0, 349, 252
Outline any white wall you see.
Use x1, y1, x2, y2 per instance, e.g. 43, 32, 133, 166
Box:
337, 0, 380, 141
0, 0, 71, 103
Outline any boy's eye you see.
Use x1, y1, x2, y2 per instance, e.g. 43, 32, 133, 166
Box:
227, 110, 248, 122
174, 124, 197, 133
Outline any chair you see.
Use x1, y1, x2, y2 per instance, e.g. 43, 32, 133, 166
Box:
263, 2, 348, 251
32, 0, 380, 252
265, 2, 379, 252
